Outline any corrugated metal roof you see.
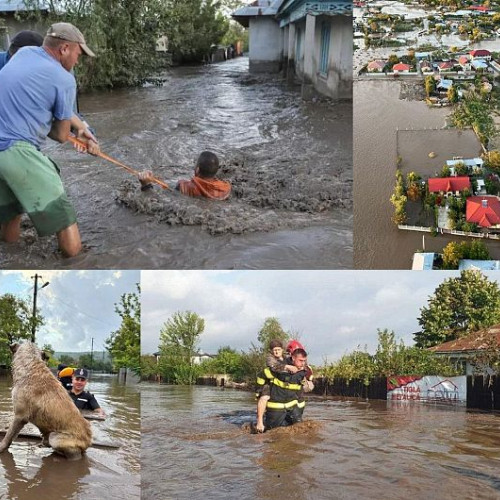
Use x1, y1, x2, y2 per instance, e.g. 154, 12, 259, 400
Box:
429, 324, 500, 353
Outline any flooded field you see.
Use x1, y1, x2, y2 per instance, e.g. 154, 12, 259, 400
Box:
141, 384, 500, 500
0, 57, 352, 270
0, 374, 140, 500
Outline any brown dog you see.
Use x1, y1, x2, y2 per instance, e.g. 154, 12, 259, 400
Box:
0, 342, 92, 459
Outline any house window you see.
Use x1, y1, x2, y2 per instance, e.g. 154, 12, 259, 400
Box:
296, 27, 302, 61
319, 21, 331, 76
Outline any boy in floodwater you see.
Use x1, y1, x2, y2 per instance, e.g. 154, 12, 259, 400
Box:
255, 339, 299, 433
138, 151, 231, 200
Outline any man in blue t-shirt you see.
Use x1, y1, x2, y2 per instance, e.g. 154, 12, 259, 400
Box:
0, 30, 44, 71
0, 23, 96, 257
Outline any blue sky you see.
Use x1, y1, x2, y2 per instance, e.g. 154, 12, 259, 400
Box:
141, 270, 500, 365
0, 270, 140, 353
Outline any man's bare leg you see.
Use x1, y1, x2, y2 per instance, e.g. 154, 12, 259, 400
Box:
256, 395, 269, 433
57, 223, 82, 257
1, 215, 22, 242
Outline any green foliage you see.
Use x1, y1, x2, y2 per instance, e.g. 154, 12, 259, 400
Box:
0, 293, 43, 366
199, 346, 246, 381
257, 317, 290, 350
105, 284, 140, 373
391, 169, 408, 224
140, 355, 159, 379
484, 150, 500, 173
451, 90, 497, 146
425, 75, 436, 97
157, 310, 205, 384
321, 329, 460, 386
416, 271, 500, 348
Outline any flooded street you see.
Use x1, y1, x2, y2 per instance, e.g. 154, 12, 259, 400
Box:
354, 79, 500, 268
0, 57, 352, 270
141, 385, 500, 500
0, 374, 140, 500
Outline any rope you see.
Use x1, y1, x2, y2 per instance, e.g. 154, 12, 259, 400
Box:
68, 136, 170, 190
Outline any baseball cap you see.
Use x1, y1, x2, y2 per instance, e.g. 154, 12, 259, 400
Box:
46, 22, 95, 57
10, 30, 43, 49
73, 368, 89, 379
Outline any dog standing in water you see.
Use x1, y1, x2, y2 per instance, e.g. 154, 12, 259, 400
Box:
0, 342, 92, 459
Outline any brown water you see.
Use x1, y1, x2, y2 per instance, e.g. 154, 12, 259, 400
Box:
0, 57, 352, 270
354, 79, 500, 269
0, 374, 140, 500
141, 384, 500, 500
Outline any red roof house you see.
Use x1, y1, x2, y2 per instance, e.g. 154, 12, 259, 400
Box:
438, 61, 455, 71
469, 49, 491, 60
466, 196, 500, 227
367, 60, 386, 72
392, 63, 410, 72
428, 176, 471, 193
469, 5, 489, 12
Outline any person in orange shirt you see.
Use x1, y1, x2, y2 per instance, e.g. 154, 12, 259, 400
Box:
138, 151, 231, 200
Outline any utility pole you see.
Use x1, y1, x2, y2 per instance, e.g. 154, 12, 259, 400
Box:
31, 274, 49, 343
90, 337, 94, 373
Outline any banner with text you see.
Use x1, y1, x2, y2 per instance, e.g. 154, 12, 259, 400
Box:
387, 375, 467, 404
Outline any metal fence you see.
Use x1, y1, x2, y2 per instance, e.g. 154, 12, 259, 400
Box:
467, 375, 500, 411
312, 377, 387, 400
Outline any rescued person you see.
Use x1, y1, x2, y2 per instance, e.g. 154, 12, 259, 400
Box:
255, 339, 299, 433
0, 23, 98, 257
256, 348, 314, 431
57, 364, 74, 390
0, 30, 44, 70
138, 151, 231, 200
69, 368, 105, 417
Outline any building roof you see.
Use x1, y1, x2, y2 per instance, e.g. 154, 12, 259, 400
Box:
459, 259, 500, 271
412, 252, 436, 270
470, 49, 491, 58
466, 196, 500, 227
428, 176, 470, 193
458, 55, 470, 65
428, 324, 500, 354
393, 63, 410, 71
232, 0, 283, 27
471, 59, 488, 69
367, 60, 386, 70
438, 61, 454, 70
446, 158, 483, 168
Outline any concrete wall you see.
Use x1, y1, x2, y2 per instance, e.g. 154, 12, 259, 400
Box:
320, 14, 353, 100
249, 17, 283, 73
291, 14, 353, 100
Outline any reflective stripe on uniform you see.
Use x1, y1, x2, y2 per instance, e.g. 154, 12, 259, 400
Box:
267, 399, 298, 410
256, 377, 266, 385
270, 378, 302, 391
297, 400, 306, 408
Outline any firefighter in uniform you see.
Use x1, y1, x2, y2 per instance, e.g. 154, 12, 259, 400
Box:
256, 348, 314, 430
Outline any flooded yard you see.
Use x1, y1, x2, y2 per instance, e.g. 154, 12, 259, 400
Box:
141, 384, 500, 500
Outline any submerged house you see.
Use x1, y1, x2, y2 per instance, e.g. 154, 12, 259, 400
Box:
429, 324, 500, 375
233, 0, 352, 99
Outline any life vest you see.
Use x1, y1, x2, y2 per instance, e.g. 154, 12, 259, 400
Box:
256, 367, 306, 411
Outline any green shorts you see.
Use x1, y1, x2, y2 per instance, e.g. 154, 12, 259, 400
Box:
0, 141, 77, 236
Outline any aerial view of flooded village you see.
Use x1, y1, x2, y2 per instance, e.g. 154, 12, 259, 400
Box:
354, 0, 500, 269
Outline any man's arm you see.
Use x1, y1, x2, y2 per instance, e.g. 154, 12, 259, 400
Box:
48, 119, 71, 143
88, 393, 105, 416
70, 114, 100, 155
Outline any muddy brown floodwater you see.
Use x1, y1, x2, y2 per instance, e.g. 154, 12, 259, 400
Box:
0, 57, 352, 270
0, 374, 140, 500
141, 385, 500, 500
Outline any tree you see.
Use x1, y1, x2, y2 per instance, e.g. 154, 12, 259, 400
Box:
425, 75, 436, 97
484, 150, 500, 173
0, 293, 43, 366
447, 84, 459, 104
415, 271, 500, 348
257, 317, 289, 350
105, 284, 140, 373
200, 346, 246, 381
158, 311, 205, 384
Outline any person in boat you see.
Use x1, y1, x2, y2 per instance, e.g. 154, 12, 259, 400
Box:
0, 23, 98, 257
255, 347, 314, 431
68, 368, 105, 417
138, 151, 231, 200
255, 339, 300, 433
